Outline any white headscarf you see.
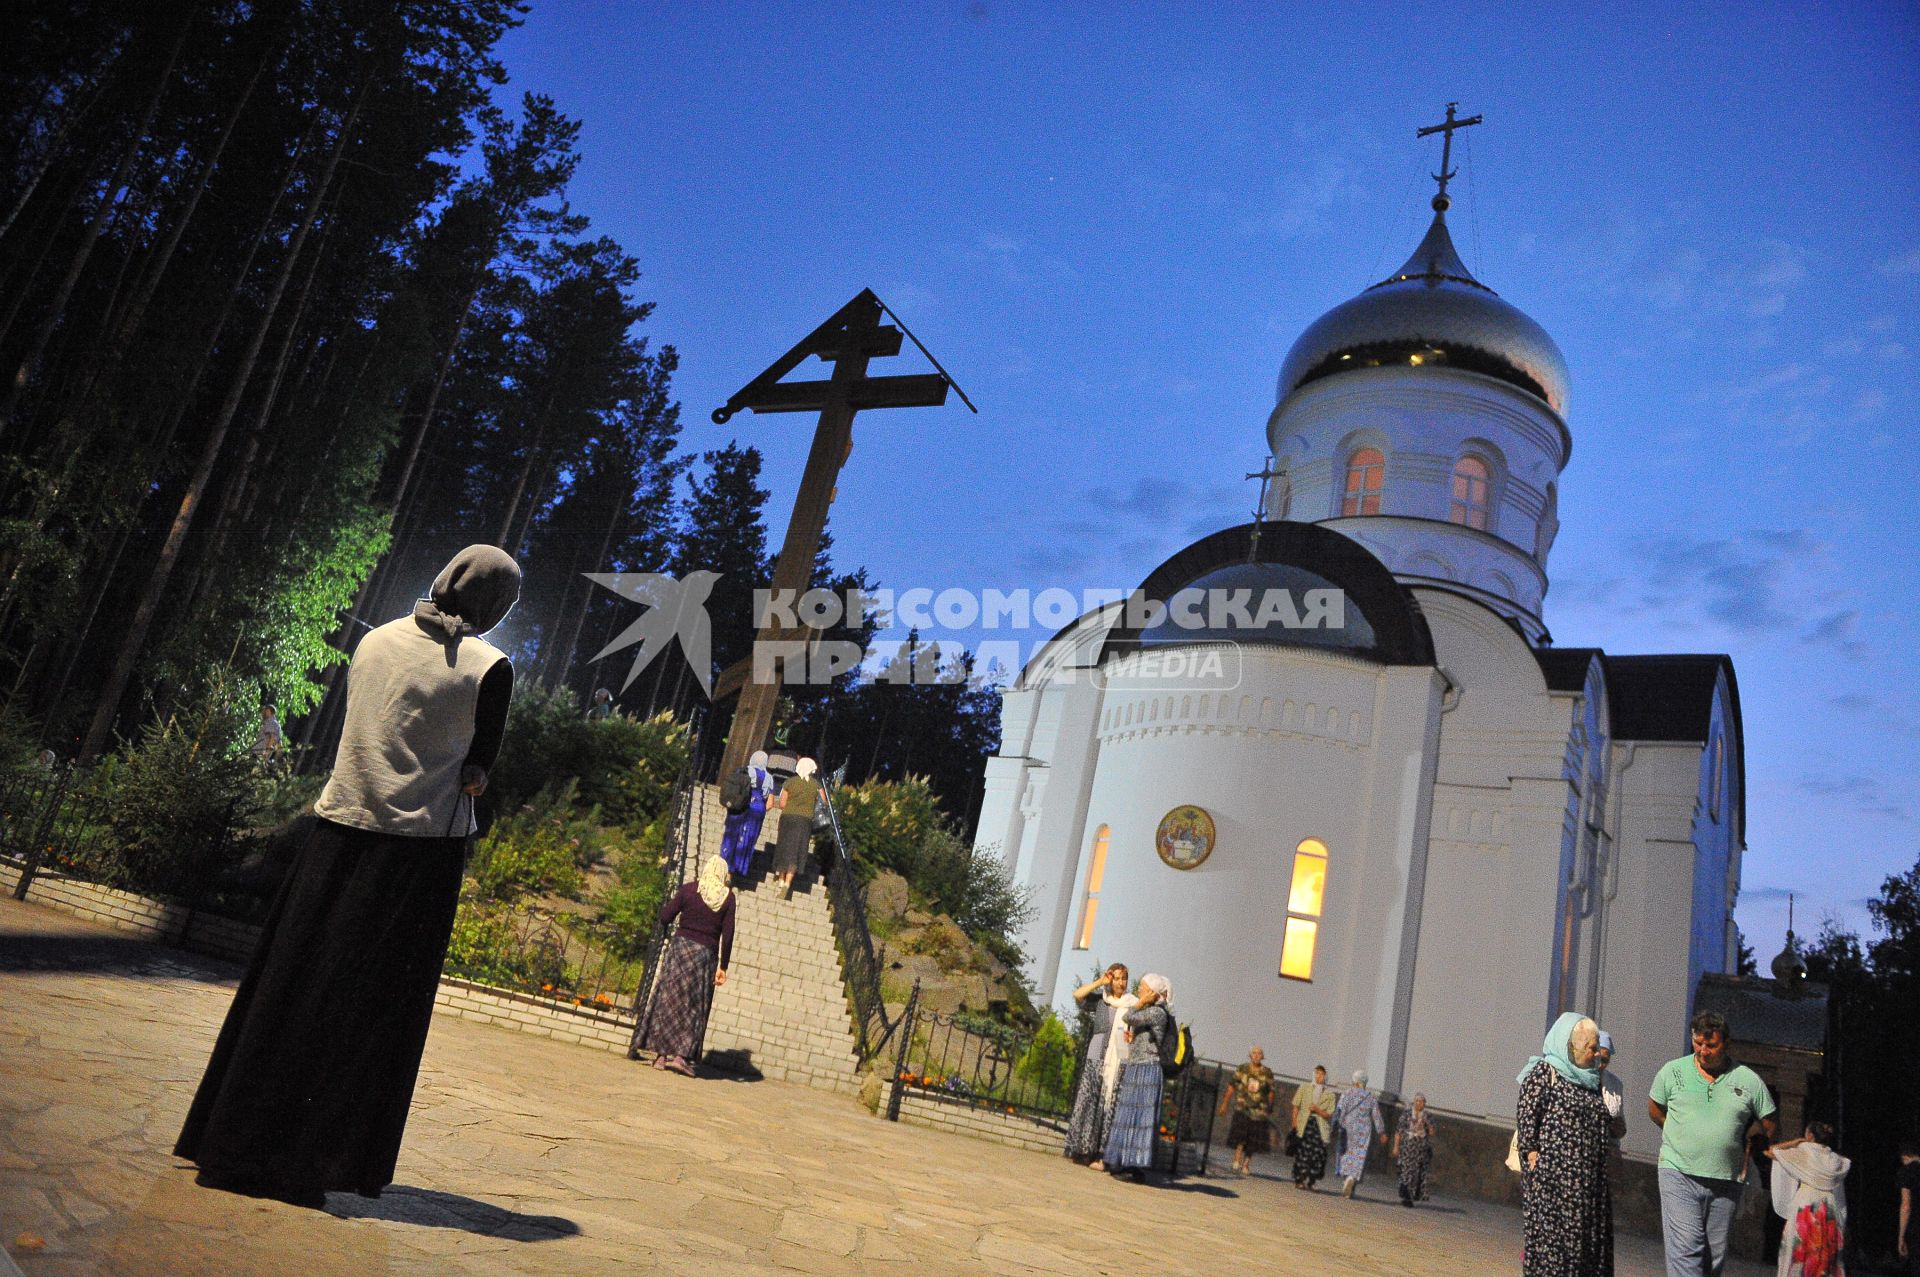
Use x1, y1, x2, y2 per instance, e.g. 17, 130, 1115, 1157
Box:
1352, 1069, 1369, 1088
794, 756, 818, 778
1097, 976, 1139, 1100
1142, 972, 1172, 1008
694, 854, 732, 911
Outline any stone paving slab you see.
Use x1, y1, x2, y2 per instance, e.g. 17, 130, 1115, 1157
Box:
0, 897, 1769, 1275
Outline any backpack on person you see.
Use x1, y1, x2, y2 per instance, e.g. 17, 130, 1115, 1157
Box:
1157, 1012, 1193, 1077
719, 767, 753, 814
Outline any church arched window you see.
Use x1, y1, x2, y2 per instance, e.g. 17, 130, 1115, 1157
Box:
1708, 734, 1724, 820
1449, 455, 1491, 530
1279, 837, 1329, 981
1073, 824, 1112, 951
1340, 448, 1385, 516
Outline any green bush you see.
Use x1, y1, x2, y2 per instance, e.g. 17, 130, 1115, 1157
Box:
596, 841, 669, 960
465, 785, 599, 904
1014, 1013, 1077, 1105
443, 899, 573, 990
87, 687, 261, 899
487, 685, 688, 832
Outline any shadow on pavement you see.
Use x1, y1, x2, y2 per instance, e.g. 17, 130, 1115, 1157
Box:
0, 932, 238, 982
1156, 1180, 1238, 1197
326, 1186, 580, 1241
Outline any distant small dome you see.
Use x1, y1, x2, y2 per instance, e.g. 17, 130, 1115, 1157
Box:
1277, 212, 1570, 415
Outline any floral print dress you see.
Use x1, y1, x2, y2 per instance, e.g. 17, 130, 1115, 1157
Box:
1516, 1061, 1613, 1277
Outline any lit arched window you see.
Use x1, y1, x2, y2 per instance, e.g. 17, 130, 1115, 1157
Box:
1341, 448, 1385, 516
1073, 825, 1112, 951
1279, 838, 1328, 981
1449, 455, 1491, 529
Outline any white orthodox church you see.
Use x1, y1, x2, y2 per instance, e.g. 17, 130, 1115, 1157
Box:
973, 165, 1744, 1168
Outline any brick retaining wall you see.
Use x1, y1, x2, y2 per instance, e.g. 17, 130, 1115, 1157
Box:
894, 1092, 1065, 1155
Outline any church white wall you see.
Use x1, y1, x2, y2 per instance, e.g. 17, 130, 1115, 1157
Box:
1042, 643, 1445, 1090
976, 608, 1121, 998
1594, 740, 1710, 1163
1266, 366, 1568, 631
1397, 592, 1589, 1125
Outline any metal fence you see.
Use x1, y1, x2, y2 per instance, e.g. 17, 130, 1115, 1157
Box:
441, 901, 644, 1014
0, 763, 238, 914
815, 768, 902, 1065
880, 978, 1224, 1175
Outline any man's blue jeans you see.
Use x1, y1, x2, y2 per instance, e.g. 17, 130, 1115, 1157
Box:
1657, 1167, 1744, 1277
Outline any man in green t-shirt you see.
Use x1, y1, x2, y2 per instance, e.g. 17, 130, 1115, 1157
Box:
1647, 1009, 1777, 1277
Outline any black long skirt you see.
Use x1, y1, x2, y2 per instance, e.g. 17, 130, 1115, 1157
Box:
174, 818, 465, 1198
771, 812, 813, 878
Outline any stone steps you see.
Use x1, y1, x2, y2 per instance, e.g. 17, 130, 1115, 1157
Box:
671, 782, 864, 1093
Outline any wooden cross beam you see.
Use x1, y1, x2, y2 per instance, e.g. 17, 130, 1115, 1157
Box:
712, 289, 952, 778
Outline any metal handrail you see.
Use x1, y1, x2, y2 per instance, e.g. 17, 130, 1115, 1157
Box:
816, 766, 899, 1065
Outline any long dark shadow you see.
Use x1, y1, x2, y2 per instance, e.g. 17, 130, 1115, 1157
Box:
0, 932, 239, 982
326, 1186, 580, 1240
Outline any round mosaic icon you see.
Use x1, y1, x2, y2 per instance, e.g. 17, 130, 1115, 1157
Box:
1155, 805, 1216, 870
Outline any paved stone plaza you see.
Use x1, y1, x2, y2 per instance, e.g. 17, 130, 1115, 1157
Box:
0, 898, 1767, 1276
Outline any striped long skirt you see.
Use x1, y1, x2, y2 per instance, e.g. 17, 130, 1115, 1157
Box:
639, 934, 717, 1064
1102, 1060, 1165, 1171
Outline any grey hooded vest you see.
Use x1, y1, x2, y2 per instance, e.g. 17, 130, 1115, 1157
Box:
315, 615, 506, 837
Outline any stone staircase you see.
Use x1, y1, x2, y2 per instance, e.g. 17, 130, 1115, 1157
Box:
669, 784, 864, 1094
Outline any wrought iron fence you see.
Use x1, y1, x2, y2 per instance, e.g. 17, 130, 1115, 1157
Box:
881, 981, 1225, 1175
886, 992, 1078, 1124
0, 762, 238, 914
815, 768, 901, 1065
442, 899, 644, 1014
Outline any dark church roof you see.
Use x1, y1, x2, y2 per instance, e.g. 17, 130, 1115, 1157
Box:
1532, 647, 1602, 693
1695, 973, 1828, 1052
1602, 654, 1736, 744
1100, 520, 1437, 667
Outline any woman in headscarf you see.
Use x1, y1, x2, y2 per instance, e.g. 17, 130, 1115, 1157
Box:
769, 756, 819, 899
639, 853, 737, 1077
1217, 1046, 1279, 1177
1394, 1092, 1436, 1206
1765, 1121, 1849, 1277
176, 545, 521, 1207
1289, 1064, 1337, 1190
1063, 962, 1134, 1167
1517, 1011, 1613, 1277
1334, 1069, 1387, 1198
719, 749, 773, 879
1101, 973, 1173, 1183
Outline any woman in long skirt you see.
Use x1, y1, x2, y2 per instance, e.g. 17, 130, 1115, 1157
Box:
1334, 1070, 1387, 1198
1765, 1122, 1850, 1277
1517, 1011, 1613, 1277
1063, 963, 1133, 1165
1290, 1066, 1336, 1189
175, 546, 521, 1207
769, 757, 819, 899
1394, 1092, 1436, 1205
1102, 974, 1173, 1183
638, 855, 736, 1076
719, 751, 772, 878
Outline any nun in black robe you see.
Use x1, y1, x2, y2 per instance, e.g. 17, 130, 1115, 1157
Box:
174, 546, 520, 1206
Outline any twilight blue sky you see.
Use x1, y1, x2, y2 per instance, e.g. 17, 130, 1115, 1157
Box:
493, 2, 1920, 961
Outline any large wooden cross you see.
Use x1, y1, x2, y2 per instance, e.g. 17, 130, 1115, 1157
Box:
710, 289, 954, 777
1416, 101, 1482, 211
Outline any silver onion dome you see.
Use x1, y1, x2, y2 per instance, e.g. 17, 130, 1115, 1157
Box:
1277, 212, 1570, 416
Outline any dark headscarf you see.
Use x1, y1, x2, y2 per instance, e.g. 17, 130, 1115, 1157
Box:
413, 545, 521, 640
